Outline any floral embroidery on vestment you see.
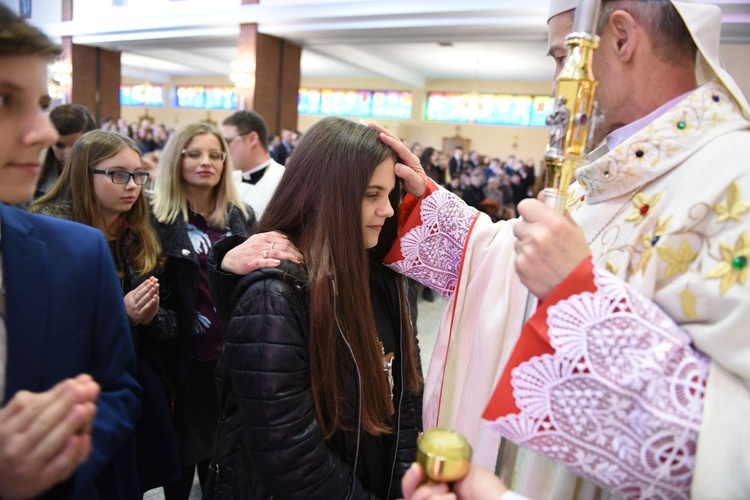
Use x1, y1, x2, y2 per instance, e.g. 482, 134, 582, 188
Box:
486, 267, 709, 500
387, 186, 478, 298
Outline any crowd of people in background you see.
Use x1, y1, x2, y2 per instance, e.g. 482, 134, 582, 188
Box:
5, 0, 749, 498
410, 141, 541, 221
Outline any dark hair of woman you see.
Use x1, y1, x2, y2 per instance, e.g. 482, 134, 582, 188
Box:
31, 130, 162, 277
419, 147, 436, 170
256, 116, 421, 437
37, 104, 98, 192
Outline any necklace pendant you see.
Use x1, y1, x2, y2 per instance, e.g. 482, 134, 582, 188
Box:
378, 341, 395, 400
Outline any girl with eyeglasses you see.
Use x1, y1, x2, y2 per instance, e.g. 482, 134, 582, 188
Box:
29, 129, 181, 495
149, 122, 256, 499
207, 117, 423, 499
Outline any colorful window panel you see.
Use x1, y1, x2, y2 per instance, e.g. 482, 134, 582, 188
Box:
425, 92, 554, 127
120, 84, 165, 107
176, 85, 237, 109
372, 91, 412, 119
298, 88, 412, 119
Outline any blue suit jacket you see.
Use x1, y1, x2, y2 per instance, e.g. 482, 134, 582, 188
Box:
0, 203, 141, 498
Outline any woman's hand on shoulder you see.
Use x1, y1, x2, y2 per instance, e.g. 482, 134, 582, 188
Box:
221, 231, 304, 276
369, 123, 427, 199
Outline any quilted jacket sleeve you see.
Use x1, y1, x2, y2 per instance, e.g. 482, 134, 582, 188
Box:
223, 268, 377, 499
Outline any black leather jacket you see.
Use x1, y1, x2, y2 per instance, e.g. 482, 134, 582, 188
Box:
208, 257, 422, 499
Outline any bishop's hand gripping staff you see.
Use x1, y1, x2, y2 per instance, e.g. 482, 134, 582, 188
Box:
522, 0, 603, 326
507, 0, 603, 483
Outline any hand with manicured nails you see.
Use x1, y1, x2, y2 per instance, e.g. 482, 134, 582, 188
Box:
221, 231, 304, 276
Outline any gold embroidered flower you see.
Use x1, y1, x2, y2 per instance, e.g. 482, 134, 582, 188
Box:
566, 190, 585, 212
680, 287, 698, 321
634, 216, 673, 275
605, 261, 618, 275
625, 192, 663, 226
657, 240, 697, 278
706, 232, 750, 295
714, 181, 750, 223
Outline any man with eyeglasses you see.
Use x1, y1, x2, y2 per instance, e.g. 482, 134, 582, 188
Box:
222, 111, 285, 218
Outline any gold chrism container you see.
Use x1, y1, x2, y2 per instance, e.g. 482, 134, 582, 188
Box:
416, 428, 472, 483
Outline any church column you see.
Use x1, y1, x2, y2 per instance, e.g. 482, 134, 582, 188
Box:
62, 0, 121, 123
236, 0, 301, 135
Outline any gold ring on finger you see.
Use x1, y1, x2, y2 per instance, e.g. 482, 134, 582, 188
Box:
263, 250, 269, 259
270, 241, 275, 250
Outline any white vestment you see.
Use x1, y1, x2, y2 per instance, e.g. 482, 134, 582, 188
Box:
233, 159, 285, 219
386, 81, 750, 498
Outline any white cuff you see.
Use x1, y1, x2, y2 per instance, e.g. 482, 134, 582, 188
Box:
499, 490, 530, 500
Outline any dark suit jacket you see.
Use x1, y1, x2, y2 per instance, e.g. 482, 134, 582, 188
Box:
449, 156, 464, 177
270, 142, 292, 165
0, 203, 141, 499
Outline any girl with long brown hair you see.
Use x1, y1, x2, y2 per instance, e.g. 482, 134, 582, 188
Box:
29, 129, 180, 495
209, 116, 423, 499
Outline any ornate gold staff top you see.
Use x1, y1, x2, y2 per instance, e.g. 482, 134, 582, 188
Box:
543, 0, 602, 211
509, 0, 603, 485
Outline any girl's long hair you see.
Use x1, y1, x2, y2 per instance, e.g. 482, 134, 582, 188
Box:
150, 123, 248, 229
30, 130, 162, 277
257, 116, 421, 438
36, 104, 97, 191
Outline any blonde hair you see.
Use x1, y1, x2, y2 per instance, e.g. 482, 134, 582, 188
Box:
150, 123, 248, 228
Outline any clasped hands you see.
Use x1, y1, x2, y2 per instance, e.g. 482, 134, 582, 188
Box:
0, 374, 100, 499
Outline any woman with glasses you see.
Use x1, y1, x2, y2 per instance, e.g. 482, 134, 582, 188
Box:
149, 122, 256, 499
29, 129, 181, 495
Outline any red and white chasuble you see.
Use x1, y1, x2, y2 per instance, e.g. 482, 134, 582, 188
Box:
385, 82, 750, 499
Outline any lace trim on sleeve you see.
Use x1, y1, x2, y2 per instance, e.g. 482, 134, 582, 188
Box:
387, 187, 478, 298
487, 267, 709, 500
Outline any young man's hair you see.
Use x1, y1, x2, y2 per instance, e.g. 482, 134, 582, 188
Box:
30, 130, 163, 277
258, 116, 422, 438
222, 110, 270, 151
0, 4, 61, 59
151, 122, 248, 229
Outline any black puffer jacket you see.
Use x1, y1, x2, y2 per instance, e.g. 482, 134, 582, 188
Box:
149, 206, 254, 451
209, 260, 422, 499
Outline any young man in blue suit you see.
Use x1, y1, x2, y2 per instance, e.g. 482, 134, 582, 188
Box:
0, 5, 141, 498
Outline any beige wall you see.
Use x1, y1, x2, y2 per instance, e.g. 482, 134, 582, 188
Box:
120, 42, 750, 162
298, 77, 553, 162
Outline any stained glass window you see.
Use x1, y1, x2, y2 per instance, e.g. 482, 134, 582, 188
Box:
298, 88, 412, 119
176, 86, 237, 109
120, 84, 165, 107
425, 92, 554, 128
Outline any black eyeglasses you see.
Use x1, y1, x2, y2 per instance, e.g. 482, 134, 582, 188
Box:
223, 133, 248, 145
92, 169, 150, 185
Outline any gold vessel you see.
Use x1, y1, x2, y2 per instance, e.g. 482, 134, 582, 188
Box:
416, 428, 473, 482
